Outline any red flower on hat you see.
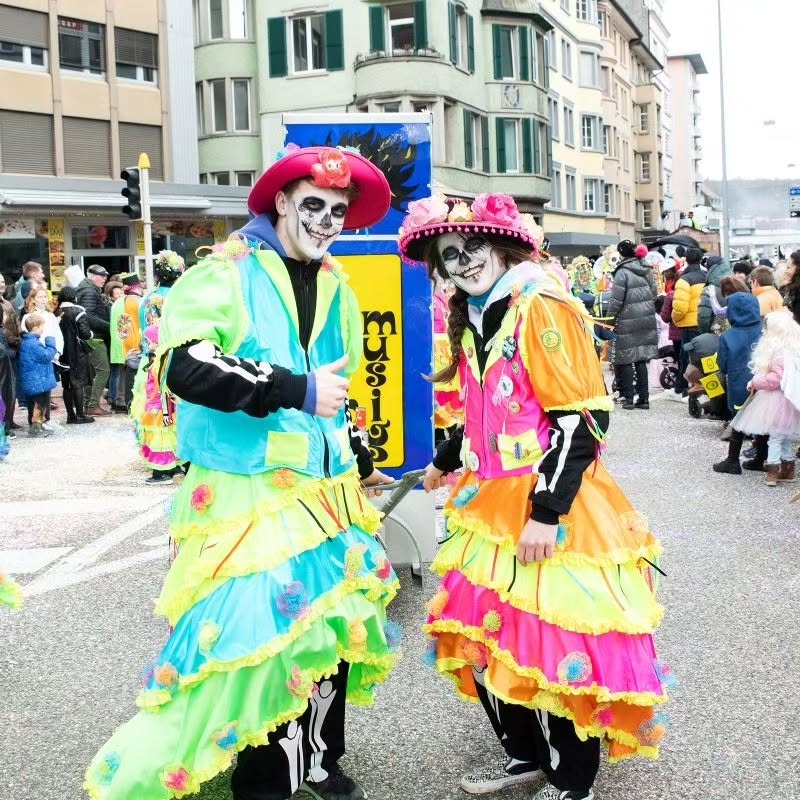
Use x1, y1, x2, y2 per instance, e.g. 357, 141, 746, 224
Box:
310, 148, 352, 189
471, 193, 523, 229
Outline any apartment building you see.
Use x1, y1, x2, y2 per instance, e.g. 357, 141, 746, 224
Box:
667, 52, 707, 219
0, 0, 244, 288
195, 0, 552, 216
539, 0, 617, 256
646, 0, 672, 221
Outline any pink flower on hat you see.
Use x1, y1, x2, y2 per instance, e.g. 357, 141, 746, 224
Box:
402, 194, 449, 231
471, 193, 522, 228
310, 148, 352, 189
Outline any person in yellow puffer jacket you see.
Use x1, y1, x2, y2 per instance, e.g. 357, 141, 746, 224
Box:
669, 247, 707, 397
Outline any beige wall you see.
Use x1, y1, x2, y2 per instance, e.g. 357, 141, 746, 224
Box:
0, 70, 53, 114
114, 0, 159, 32
61, 75, 111, 120
56, 0, 106, 24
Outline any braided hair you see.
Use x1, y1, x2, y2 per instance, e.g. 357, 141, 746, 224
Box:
423, 234, 534, 384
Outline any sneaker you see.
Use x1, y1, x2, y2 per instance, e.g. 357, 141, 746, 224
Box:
302, 764, 366, 800
635, 401, 650, 410
663, 388, 684, 402
679, 393, 689, 403
145, 472, 174, 486
7, 430, 16, 439
28, 423, 53, 437
622, 400, 636, 410
531, 786, 594, 800
42, 420, 62, 432
460, 756, 545, 795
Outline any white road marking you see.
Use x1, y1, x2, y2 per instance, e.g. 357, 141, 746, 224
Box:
0, 547, 73, 574
0, 494, 163, 519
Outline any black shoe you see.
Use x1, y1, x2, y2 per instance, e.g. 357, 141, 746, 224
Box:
112, 403, 129, 413
66, 415, 78, 424
743, 445, 757, 459
302, 765, 366, 800
622, 400, 636, 410
635, 401, 650, 410
75, 416, 95, 424
145, 472, 174, 485
6, 429, 15, 439
713, 458, 742, 475
742, 459, 766, 472
8, 421, 21, 430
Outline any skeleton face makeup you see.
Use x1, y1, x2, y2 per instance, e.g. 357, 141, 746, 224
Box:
277, 179, 350, 262
436, 232, 506, 296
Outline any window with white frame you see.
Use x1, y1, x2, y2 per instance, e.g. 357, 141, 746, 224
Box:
620, 37, 627, 65
548, 97, 560, 140
232, 78, 250, 131
0, 41, 48, 69
115, 28, 158, 84
563, 105, 575, 146
601, 65, 611, 96
551, 164, 562, 207
622, 140, 630, 170
602, 125, 610, 155
579, 51, 600, 88
195, 82, 204, 135
637, 103, 649, 134
236, 171, 255, 186
620, 87, 629, 118
204, 0, 247, 40
639, 151, 651, 181
581, 114, 599, 149
561, 0, 570, 12
0, 6, 48, 70
561, 38, 572, 79
452, 4, 470, 69
464, 110, 487, 171
640, 201, 653, 228
604, 183, 613, 214
58, 17, 105, 75
502, 118, 520, 173
583, 178, 600, 212
380, 101, 401, 112
292, 15, 326, 73
576, 0, 597, 23
211, 171, 231, 185
598, 10, 609, 38
545, 29, 556, 70
565, 172, 577, 210
198, 77, 252, 134
389, 3, 416, 51
496, 25, 516, 79
199, 173, 208, 183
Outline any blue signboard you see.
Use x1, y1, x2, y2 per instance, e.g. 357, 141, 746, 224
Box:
283, 114, 434, 478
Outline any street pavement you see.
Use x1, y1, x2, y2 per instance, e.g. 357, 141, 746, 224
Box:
2, 395, 800, 800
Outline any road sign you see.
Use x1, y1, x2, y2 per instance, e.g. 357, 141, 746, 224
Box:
790, 186, 800, 217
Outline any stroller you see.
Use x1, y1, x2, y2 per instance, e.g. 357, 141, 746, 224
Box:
657, 342, 679, 390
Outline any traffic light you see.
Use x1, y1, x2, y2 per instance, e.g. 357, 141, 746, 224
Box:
120, 167, 141, 220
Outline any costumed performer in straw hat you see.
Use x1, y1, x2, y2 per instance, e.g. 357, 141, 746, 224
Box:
399, 193, 671, 800
85, 145, 399, 800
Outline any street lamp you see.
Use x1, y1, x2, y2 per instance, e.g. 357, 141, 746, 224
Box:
717, 0, 730, 261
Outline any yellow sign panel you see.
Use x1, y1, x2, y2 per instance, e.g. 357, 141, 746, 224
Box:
213, 219, 226, 242
699, 372, 725, 398
136, 222, 145, 256
47, 219, 66, 289
340, 254, 404, 468
701, 353, 719, 374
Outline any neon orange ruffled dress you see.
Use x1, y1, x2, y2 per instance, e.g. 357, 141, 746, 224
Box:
424, 270, 671, 763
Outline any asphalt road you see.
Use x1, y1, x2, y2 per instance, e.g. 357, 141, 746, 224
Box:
2, 395, 799, 800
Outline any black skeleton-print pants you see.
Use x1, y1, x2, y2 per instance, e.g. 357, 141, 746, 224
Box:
231, 662, 349, 800
474, 667, 600, 794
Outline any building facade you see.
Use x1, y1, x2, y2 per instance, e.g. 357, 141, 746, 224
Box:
0, 0, 246, 288
667, 52, 707, 221
194, 0, 553, 216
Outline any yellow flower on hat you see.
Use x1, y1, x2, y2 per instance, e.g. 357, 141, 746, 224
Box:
448, 202, 475, 223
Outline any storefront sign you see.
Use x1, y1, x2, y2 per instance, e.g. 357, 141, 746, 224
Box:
136, 222, 145, 256
213, 220, 226, 242
284, 114, 433, 475
48, 219, 66, 289
0, 218, 36, 240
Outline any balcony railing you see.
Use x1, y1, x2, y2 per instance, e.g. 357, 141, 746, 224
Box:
354, 48, 445, 68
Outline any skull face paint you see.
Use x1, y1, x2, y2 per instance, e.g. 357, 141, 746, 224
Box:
437, 232, 506, 296
278, 179, 350, 262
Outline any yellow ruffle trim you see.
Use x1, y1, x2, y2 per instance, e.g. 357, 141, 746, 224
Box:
545, 395, 615, 413
141, 575, 399, 709
84, 659, 385, 800
435, 665, 659, 762
424, 619, 668, 707
0, 579, 24, 611
442, 507, 664, 568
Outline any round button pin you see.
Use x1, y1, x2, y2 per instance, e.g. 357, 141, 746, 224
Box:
467, 451, 480, 472
499, 376, 514, 397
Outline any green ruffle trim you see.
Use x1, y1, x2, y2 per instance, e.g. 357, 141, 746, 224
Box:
156, 471, 383, 626
139, 575, 399, 709
0, 577, 23, 611
432, 529, 663, 635
84, 593, 397, 800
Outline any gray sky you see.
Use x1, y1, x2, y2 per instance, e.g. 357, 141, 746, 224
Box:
664, 0, 800, 180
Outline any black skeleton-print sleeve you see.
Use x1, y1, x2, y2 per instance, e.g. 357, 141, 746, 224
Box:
345, 398, 375, 480
432, 427, 464, 473
530, 410, 609, 524
165, 339, 308, 416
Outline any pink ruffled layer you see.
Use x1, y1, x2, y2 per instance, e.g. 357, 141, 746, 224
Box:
141, 445, 179, 468
432, 570, 666, 698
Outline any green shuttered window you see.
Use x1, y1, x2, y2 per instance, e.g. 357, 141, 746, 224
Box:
522, 117, 532, 173
519, 27, 529, 82
467, 14, 475, 73
495, 117, 506, 173
481, 116, 490, 172
414, 1, 427, 50
325, 10, 344, 71
464, 108, 474, 169
267, 17, 287, 77
449, 2, 458, 64
369, 6, 385, 51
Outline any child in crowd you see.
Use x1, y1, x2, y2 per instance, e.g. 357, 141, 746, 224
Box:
19, 314, 57, 437
729, 311, 800, 486
22, 286, 63, 355
713, 293, 763, 475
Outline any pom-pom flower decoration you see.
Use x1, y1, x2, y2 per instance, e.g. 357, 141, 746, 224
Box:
154, 663, 179, 689
190, 484, 214, 514
348, 619, 369, 651
462, 640, 488, 669
635, 244, 649, 259
213, 723, 239, 751
654, 659, 678, 689
425, 588, 449, 618
384, 620, 403, 651
556, 651, 592, 685
422, 638, 438, 667
452, 485, 478, 509
311, 148, 352, 189
276, 582, 311, 620
155, 249, 185, 272
344, 545, 368, 579
97, 753, 121, 785
286, 665, 315, 699
447, 201, 475, 223
375, 557, 393, 581
591, 704, 615, 728
198, 620, 222, 656
275, 142, 302, 161
637, 710, 669, 745
482, 610, 503, 633
402, 194, 449, 232
162, 766, 190, 792
471, 193, 522, 228
271, 468, 297, 490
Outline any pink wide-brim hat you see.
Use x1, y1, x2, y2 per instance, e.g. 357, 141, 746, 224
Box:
399, 220, 539, 265
248, 146, 391, 231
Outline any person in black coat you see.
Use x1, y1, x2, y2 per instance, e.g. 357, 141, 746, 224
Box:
75, 264, 111, 414
55, 287, 95, 424
606, 240, 658, 410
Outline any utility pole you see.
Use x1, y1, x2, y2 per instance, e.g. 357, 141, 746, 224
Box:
717, 0, 730, 260
139, 152, 154, 291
